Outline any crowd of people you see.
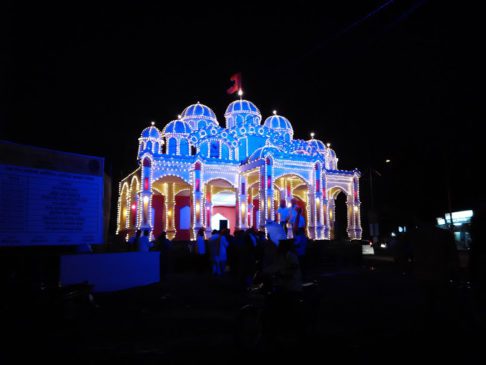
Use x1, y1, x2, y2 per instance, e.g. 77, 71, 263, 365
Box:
123, 198, 310, 293
118, 202, 486, 332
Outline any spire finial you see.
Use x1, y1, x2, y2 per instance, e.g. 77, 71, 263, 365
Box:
272, 110, 277, 115
310, 132, 315, 139
151, 121, 155, 126
238, 89, 243, 101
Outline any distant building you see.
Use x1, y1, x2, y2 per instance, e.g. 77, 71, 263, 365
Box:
117, 99, 362, 241
437, 210, 473, 249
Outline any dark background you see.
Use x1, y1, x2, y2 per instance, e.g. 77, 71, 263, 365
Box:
2, 1, 482, 237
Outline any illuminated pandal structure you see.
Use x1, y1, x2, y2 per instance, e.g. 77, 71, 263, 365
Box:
117, 98, 362, 241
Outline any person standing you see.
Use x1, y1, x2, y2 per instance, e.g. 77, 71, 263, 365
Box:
195, 228, 207, 273
209, 230, 228, 276
137, 230, 151, 252
292, 207, 308, 276
277, 201, 290, 234
218, 228, 230, 275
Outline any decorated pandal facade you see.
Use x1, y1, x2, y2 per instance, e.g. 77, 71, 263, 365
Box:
117, 99, 362, 241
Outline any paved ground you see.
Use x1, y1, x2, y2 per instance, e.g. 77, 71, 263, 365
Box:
2, 254, 483, 364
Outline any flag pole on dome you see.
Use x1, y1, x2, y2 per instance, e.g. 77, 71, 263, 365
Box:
226, 72, 242, 96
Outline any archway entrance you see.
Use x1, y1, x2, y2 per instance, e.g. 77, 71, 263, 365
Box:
328, 187, 348, 240
206, 178, 237, 234
152, 176, 192, 240
274, 174, 309, 233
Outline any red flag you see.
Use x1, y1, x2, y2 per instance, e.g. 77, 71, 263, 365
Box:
226, 73, 242, 94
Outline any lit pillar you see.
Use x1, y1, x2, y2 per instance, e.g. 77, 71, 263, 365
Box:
166, 182, 176, 240
192, 162, 203, 239
314, 164, 323, 239
347, 174, 362, 240
346, 194, 354, 240
139, 159, 153, 238
322, 173, 330, 240
265, 159, 274, 222
238, 176, 248, 230
285, 178, 292, 206
205, 186, 212, 236
307, 190, 316, 239
248, 191, 254, 229
328, 198, 336, 240
259, 165, 266, 231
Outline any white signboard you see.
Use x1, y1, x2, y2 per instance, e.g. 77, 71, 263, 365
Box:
0, 164, 104, 246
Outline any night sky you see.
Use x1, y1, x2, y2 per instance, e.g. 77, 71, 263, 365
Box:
3, 1, 482, 235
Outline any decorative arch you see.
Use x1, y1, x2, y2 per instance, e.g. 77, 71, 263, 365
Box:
273, 172, 311, 187
129, 175, 140, 193
179, 138, 189, 156
205, 177, 237, 189
153, 173, 191, 187
167, 137, 177, 154
328, 186, 350, 199
221, 142, 231, 160
117, 182, 130, 234
327, 186, 350, 240
121, 182, 130, 196
198, 120, 207, 129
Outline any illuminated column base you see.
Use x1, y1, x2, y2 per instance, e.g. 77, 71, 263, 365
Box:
166, 208, 176, 240
205, 202, 213, 237
328, 199, 336, 240
140, 192, 153, 232
347, 228, 362, 240
166, 183, 176, 240
239, 196, 248, 230
347, 202, 362, 240
307, 192, 316, 240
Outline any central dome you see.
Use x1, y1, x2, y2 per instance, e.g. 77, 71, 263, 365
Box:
225, 99, 260, 116
224, 99, 262, 129
180, 102, 218, 130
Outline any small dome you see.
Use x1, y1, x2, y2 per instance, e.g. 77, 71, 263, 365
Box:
327, 147, 336, 159
181, 102, 218, 123
248, 146, 282, 163
225, 99, 261, 117
141, 125, 162, 139
163, 120, 191, 135
307, 139, 326, 153
263, 115, 293, 135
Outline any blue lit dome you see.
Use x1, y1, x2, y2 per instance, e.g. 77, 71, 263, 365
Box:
224, 99, 262, 129
248, 146, 282, 163
327, 147, 336, 159
163, 120, 191, 135
141, 125, 162, 139
307, 139, 326, 153
180, 102, 218, 130
225, 99, 261, 116
264, 115, 294, 135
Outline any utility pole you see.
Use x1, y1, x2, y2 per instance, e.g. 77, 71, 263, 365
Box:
368, 166, 379, 243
